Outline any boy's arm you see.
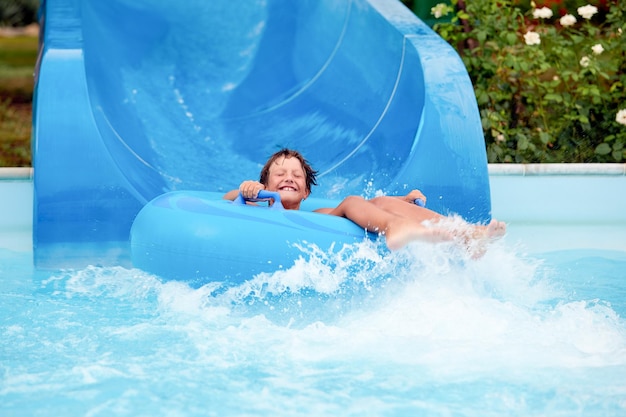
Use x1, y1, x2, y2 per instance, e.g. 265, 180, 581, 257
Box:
223, 189, 240, 201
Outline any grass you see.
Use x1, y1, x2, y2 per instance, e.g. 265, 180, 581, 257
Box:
0, 34, 37, 167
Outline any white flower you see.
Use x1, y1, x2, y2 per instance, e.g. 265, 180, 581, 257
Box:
533, 7, 553, 19
524, 31, 541, 45
577, 4, 598, 19
579, 56, 590, 67
431, 3, 448, 19
560, 14, 577, 26
591, 43, 604, 55
616, 109, 626, 126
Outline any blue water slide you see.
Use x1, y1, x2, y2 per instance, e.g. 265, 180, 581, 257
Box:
33, 0, 490, 268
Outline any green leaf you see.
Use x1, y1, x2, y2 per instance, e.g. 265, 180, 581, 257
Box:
518, 136, 529, 150
611, 150, 623, 161
544, 93, 563, 103
539, 132, 551, 144
505, 32, 517, 45
595, 143, 612, 155
610, 82, 623, 93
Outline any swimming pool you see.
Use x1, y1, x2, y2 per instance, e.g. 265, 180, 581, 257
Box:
1, 165, 626, 416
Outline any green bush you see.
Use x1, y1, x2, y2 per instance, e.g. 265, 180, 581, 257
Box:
0, 0, 39, 27
430, 0, 626, 163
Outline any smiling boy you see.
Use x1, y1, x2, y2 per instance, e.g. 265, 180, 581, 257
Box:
224, 149, 505, 251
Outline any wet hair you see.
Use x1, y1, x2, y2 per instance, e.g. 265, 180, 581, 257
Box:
259, 149, 318, 193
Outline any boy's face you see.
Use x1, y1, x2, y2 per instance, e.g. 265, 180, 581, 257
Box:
266, 156, 309, 209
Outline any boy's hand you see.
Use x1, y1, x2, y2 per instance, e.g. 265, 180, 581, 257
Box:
404, 189, 426, 206
239, 180, 265, 199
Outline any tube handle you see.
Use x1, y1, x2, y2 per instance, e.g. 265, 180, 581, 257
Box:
233, 190, 284, 210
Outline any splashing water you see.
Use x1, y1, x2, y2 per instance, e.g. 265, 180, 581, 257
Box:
1, 237, 625, 416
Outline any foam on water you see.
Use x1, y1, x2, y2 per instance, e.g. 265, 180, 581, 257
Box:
2, 236, 626, 416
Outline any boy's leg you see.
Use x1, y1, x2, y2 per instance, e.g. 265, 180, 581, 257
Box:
319, 196, 453, 249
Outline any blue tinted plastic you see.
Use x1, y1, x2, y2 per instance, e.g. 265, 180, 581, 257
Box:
33, 0, 491, 267
131, 191, 373, 284
233, 190, 284, 210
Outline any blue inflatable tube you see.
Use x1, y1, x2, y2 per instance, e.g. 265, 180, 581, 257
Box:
130, 191, 376, 285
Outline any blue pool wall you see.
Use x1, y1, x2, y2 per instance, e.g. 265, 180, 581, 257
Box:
8, 165, 624, 228
488, 163, 626, 224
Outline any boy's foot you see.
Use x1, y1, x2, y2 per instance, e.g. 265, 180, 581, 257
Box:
485, 219, 506, 240
467, 219, 507, 259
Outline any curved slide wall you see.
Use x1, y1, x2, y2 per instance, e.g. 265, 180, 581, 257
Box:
33, 0, 490, 267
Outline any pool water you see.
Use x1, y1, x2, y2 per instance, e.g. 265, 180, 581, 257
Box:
1, 170, 626, 416
2, 235, 626, 416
